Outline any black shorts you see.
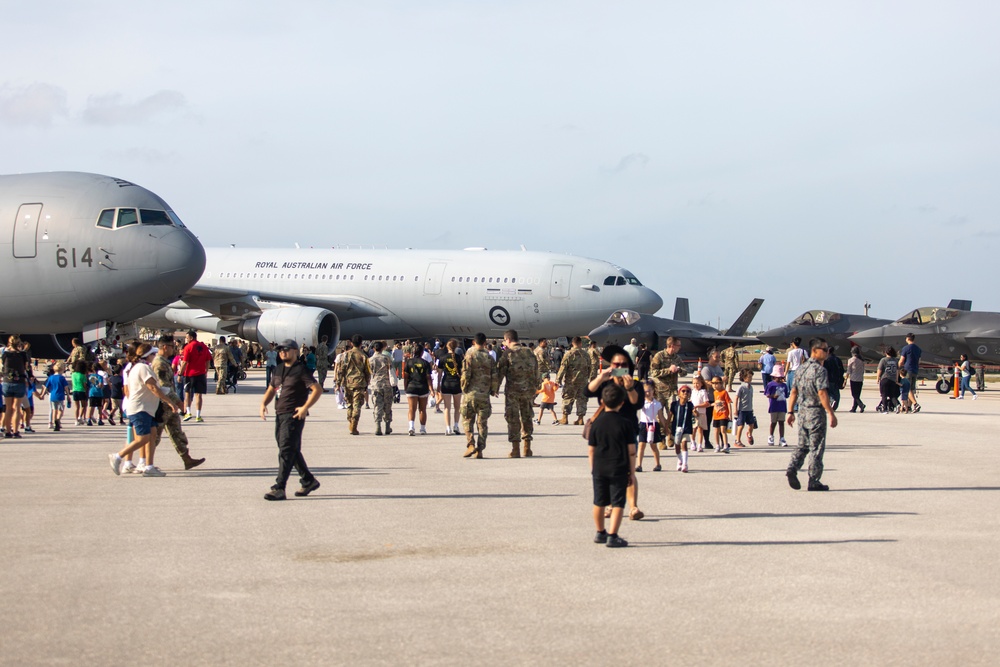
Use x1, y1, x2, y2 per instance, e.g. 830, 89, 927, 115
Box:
88, 396, 104, 408
592, 473, 628, 508
72, 391, 87, 402
184, 375, 208, 395
713, 418, 730, 429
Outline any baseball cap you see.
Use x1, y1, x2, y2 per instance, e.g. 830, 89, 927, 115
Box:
276, 339, 298, 350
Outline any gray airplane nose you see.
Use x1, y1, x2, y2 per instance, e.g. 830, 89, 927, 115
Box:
848, 328, 883, 347
757, 327, 788, 348
638, 288, 663, 314
156, 229, 206, 299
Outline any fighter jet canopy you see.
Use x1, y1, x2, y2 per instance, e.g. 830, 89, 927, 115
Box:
605, 310, 642, 326
893, 307, 961, 326
792, 310, 843, 326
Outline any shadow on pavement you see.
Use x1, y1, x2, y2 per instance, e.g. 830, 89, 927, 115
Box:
628, 538, 897, 548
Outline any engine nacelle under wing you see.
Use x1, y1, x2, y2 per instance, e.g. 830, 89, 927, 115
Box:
231, 307, 340, 354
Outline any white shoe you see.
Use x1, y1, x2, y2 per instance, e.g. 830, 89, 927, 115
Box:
780, 438, 788, 447
121, 461, 137, 474
419, 426, 427, 435
444, 427, 452, 435
767, 435, 774, 446
973, 394, 978, 400
109, 453, 122, 476
142, 465, 166, 477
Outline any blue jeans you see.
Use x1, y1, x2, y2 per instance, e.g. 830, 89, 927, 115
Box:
960, 375, 976, 397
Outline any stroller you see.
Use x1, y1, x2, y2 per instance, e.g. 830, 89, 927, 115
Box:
226, 362, 247, 393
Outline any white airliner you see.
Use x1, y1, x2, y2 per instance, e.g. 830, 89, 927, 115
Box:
142, 247, 663, 349
0, 172, 206, 356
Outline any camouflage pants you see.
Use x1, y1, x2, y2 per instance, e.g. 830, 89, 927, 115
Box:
561, 382, 588, 418
724, 365, 738, 389
504, 393, 534, 444
372, 384, 394, 425
656, 387, 678, 442
344, 386, 367, 423
461, 392, 491, 445
154, 405, 189, 457
788, 408, 827, 481
317, 364, 329, 389
214, 365, 228, 394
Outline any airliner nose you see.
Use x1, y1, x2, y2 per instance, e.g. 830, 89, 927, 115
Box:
637, 288, 663, 314
156, 228, 206, 299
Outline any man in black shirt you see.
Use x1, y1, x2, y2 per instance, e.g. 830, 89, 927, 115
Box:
588, 383, 637, 548
260, 339, 323, 501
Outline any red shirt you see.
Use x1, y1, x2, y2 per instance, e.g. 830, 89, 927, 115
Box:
181, 340, 211, 377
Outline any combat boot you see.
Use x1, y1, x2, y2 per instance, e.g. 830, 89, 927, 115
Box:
474, 436, 485, 459
522, 439, 533, 457
182, 453, 206, 470
573, 416, 585, 426
350, 419, 360, 436
385, 423, 393, 435
463, 436, 477, 458
558, 415, 569, 425
508, 444, 520, 458
375, 423, 383, 436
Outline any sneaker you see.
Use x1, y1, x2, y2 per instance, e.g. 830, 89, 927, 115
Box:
676, 461, 683, 471
723, 446, 731, 453
195, 416, 204, 423
4, 430, 13, 439
264, 487, 286, 501
86, 419, 93, 426
973, 395, 978, 400
807, 479, 829, 491
12, 432, 21, 439
109, 453, 123, 476
747, 435, 754, 445
594, 530, 609, 544
786, 469, 801, 490
419, 426, 426, 435
23, 426, 34, 433
681, 464, 688, 472
653, 465, 662, 472
913, 403, 921, 412
182, 413, 193, 422
409, 429, 415, 437
606, 534, 629, 548
121, 461, 137, 474
97, 420, 104, 426
767, 435, 774, 446
142, 465, 166, 477
635, 465, 643, 473
294, 479, 321, 497
780, 438, 788, 447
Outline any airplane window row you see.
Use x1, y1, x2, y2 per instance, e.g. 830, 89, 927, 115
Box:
95, 208, 184, 229
221, 273, 421, 282
451, 276, 541, 284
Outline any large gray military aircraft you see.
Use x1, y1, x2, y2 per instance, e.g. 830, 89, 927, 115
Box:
758, 299, 973, 359
0, 172, 206, 356
140, 246, 663, 350
848, 304, 1000, 366
587, 297, 764, 356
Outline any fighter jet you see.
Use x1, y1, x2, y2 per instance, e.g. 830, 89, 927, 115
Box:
140, 246, 663, 351
0, 172, 206, 356
848, 304, 1000, 366
758, 299, 973, 360
587, 297, 764, 356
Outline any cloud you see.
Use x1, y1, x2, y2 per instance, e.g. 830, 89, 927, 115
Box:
0, 83, 69, 127
946, 214, 970, 226
603, 152, 649, 174
82, 90, 187, 125
917, 205, 937, 213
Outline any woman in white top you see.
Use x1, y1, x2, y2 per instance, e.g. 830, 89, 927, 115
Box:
959, 354, 978, 399
846, 347, 867, 413
108, 343, 182, 478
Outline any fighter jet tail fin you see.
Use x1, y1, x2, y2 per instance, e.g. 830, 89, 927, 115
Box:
673, 298, 690, 323
947, 299, 972, 311
724, 298, 765, 336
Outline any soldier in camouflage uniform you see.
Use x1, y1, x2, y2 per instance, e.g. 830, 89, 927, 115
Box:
335, 334, 371, 435
497, 329, 540, 458
556, 336, 591, 425
786, 338, 838, 491
460, 332, 499, 458
721, 342, 740, 392
648, 336, 687, 450
369, 341, 394, 436
315, 335, 331, 392
587, 341, 601, 381
534, 338, 552, 390
213, 336, 237, 395
151, 336, 205, 470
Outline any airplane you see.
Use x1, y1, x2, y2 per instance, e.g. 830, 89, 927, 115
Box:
0, 172, 206, 357
139, 246, 664, 350
586, 297, 765, 356
848, 304, 1000, 367
758, 299, 974, 360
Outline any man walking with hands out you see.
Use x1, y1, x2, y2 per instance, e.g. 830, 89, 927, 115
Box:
786, 338, 838, 492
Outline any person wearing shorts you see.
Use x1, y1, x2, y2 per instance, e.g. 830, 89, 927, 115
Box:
588, 383, 636, 549
403, 344, 432, 436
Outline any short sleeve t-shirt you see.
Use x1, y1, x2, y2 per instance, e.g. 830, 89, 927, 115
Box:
45, 375, 68, 401
765, 381, 788, 413
900, 344, 922, 373
404, 358, 431, 395
588, 410, 637, 477
124, 363, 160, 416
270, 360, 316, 414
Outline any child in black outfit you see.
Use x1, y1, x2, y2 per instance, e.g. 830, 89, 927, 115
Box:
588, 383, 637, 548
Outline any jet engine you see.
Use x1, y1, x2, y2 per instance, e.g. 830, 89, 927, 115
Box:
232, 307, 340, 353
19, 333, 78, 359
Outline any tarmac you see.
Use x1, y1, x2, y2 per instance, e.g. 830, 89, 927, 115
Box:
1, 372, 998, 666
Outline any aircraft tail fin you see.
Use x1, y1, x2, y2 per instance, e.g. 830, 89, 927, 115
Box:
947, 299, 972, 311
673, 297, 690, 323
724, 298, 765, 336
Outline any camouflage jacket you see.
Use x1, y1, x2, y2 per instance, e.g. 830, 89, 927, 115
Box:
534, 346, 551, 375
315, 344, 330, 369
213, 344, 236, 367
150, 355, 178, 399
649, 350, 687, 390
461, 348, 498, 396
370, 352, 393, 390
336, 348, 371, 390
793, 357, 829, 409
498, 344, 539, 395
557, 347, 591, 386
720, 347, 739, 369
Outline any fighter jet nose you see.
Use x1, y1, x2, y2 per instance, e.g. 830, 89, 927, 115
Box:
156, 229, 206, 297
588, 325, 611, 345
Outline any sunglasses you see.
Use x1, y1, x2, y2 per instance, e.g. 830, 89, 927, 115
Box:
610, 362, 628, 368
679, 389, 691, 393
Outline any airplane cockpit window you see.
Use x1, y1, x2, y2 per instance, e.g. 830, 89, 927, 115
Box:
615, 276, 626, 286
894, 307, 959, 326
116, 208, 138, 228
791, 310, 842, 326
621, 270, 643, 286
166, 211, 186, 228
96, 209, 115, 229
603, 276, 616, 286
139, 209, 172, 226
605, 310, 641, 326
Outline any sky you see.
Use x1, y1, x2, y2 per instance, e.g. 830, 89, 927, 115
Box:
2, 1, 998, 331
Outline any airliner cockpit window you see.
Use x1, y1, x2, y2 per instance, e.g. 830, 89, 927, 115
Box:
139, 209, 172, 225
621, 270, 643, 286
166, 211, 186, 228
603, 276, 616, 286
96, 209, 115, 229
894, 307, 959, 326
605, 310, 641, 326
615, 276, 626, 286
116, 208, 138, 228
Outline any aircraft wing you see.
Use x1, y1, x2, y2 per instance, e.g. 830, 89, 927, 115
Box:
183, 286, 388, 321
964, 330, 1000, 363
700, 335, 761, 347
